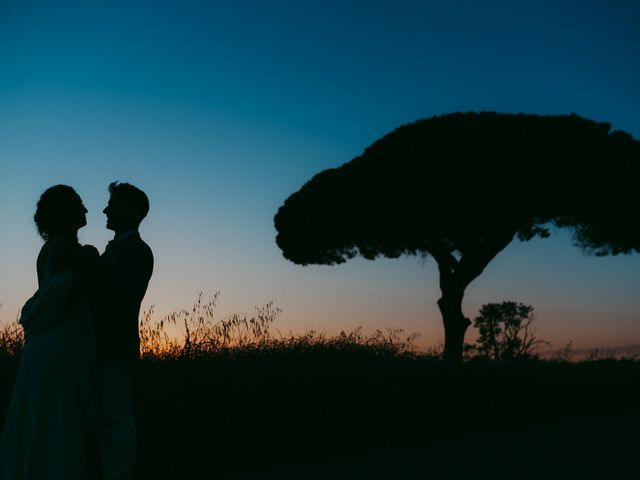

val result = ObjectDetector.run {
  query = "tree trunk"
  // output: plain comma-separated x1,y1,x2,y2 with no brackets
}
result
438,290,471,365
429,233,516,365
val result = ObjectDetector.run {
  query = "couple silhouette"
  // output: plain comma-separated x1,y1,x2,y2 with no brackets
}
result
0,182,154,480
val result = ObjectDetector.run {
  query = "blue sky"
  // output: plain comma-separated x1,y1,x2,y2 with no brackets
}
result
1,0,639,350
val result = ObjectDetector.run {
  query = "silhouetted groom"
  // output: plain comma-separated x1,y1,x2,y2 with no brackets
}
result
91,182,154,480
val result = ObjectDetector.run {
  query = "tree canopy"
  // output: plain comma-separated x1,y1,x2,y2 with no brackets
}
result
275,112,640,265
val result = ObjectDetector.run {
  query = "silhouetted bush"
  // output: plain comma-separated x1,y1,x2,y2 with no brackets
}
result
470,301,548,361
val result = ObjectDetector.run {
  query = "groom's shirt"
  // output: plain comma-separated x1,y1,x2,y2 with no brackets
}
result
91,230,153,362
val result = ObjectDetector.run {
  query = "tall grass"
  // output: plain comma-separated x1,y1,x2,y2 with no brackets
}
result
0,304,23,358
139,292,423,360
0,294,423,360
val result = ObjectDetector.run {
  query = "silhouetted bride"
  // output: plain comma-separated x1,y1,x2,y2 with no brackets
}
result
0,185,98,479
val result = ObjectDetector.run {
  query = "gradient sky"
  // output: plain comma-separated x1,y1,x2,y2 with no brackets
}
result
1,0,639,351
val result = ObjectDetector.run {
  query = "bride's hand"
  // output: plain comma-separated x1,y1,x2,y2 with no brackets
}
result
78,244,100,267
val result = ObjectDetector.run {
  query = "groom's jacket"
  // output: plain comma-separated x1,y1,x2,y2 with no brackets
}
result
90,231,153,362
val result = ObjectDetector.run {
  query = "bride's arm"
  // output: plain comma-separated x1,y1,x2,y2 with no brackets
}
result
19,237,80,335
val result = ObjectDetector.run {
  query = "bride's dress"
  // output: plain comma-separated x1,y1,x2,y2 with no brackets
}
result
0,239,95,479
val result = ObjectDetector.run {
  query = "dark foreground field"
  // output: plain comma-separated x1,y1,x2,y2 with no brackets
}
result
135,352,640,479
228,410,640,480
1,346,639,479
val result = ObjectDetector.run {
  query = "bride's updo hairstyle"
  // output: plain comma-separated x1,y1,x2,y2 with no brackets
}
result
34,185,82,240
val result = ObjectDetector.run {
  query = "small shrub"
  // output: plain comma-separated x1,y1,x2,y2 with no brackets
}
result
472,301,548,362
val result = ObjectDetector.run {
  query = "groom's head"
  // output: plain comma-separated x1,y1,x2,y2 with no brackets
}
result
104,181,149,233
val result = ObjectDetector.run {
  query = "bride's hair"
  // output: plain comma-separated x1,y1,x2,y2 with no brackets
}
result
34,185,82,240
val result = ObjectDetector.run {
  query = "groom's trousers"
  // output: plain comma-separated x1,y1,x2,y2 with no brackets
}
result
95,359,136,480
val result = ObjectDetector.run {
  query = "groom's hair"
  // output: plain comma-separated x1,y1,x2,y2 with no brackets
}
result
109,181,149,224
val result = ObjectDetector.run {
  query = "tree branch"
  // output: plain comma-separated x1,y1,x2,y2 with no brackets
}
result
456,231,515,289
